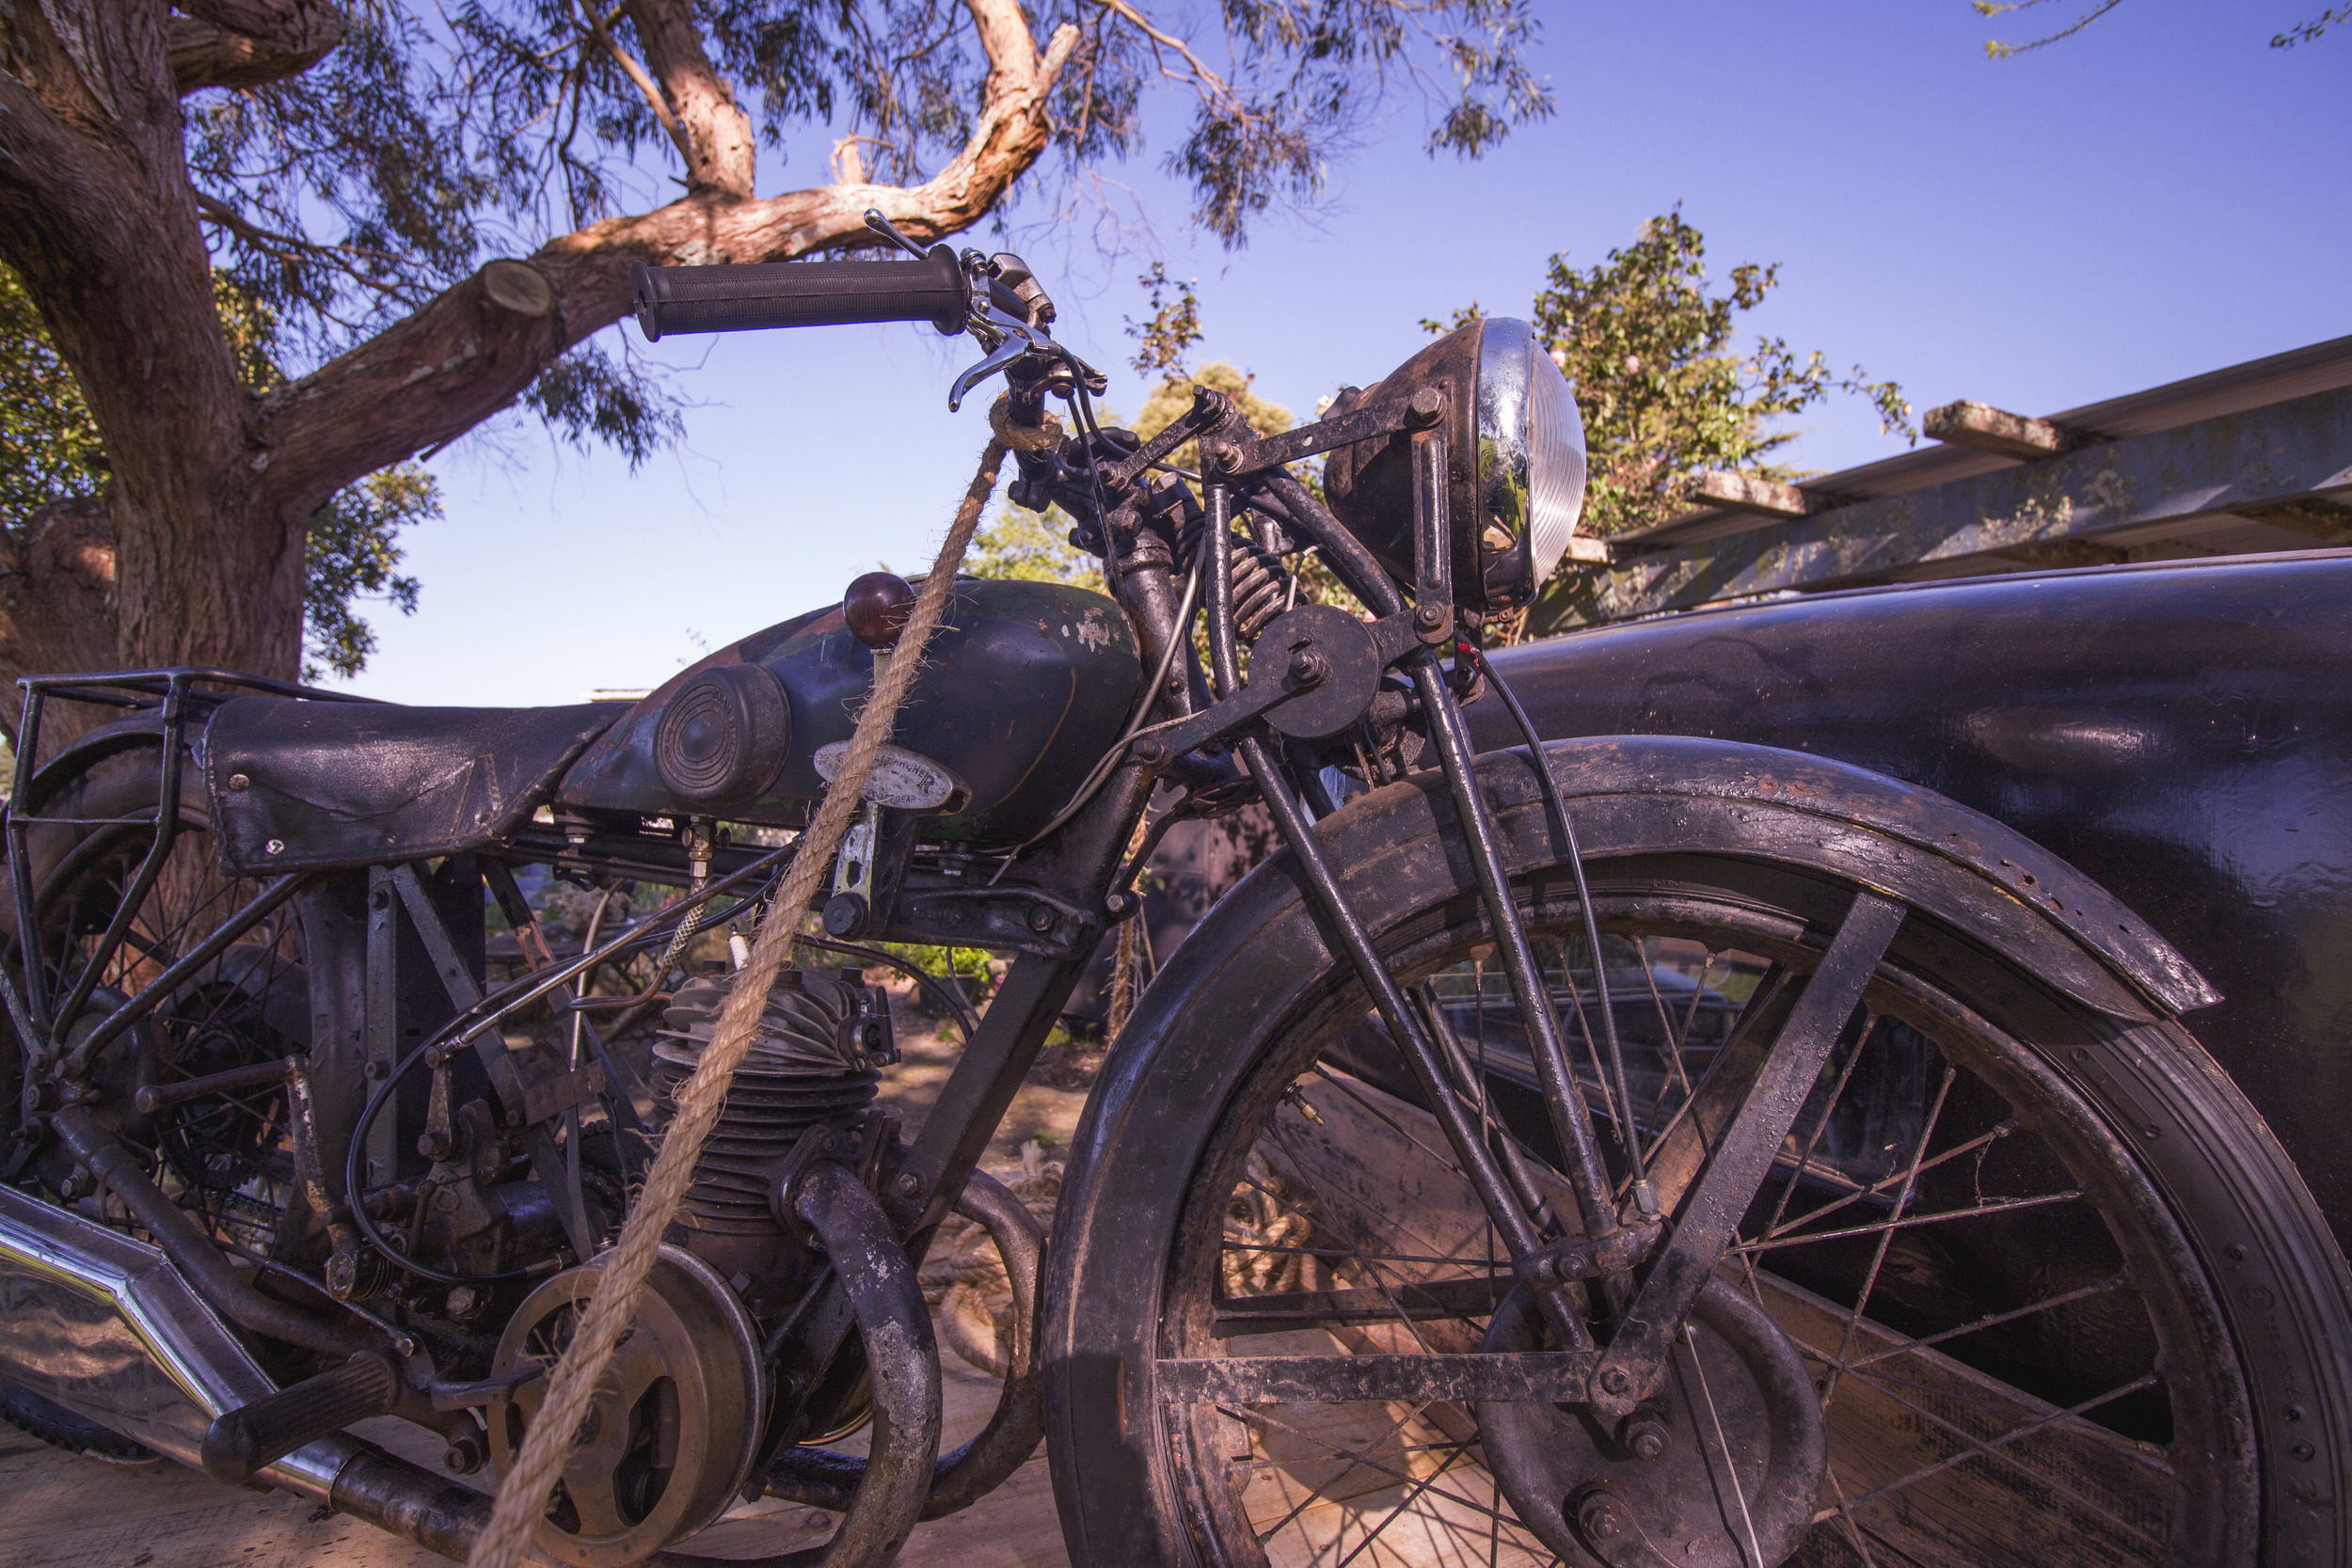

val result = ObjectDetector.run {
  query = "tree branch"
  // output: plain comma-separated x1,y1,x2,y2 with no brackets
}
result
566,0,691,166
168,0,345,92
620,0,753,196
255,0,1077,517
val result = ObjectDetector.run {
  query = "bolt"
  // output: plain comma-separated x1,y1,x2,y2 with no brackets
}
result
369,886,391,910
1415,603,1446,628
443,1432,486,1475
1134,736,1172,768
227,772,250,792
1026,904,1056,932
1618,1411,1672,1463
895,1172,923,1198
2226,1243,2249,1261
1105,891,1135,916
362,1059,388,1081
1287,649,1329,686
445,1284,479,1317
1598,1367,1631,1396
1574,1489,1629,1544
1407,387,1444,424
264,838,285,856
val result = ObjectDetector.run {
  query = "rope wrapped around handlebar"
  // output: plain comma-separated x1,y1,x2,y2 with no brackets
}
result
468,395,1061,1568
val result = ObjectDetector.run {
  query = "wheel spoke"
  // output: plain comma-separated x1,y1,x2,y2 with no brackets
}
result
1729,1188,2088,1255
1156,879,2247,1565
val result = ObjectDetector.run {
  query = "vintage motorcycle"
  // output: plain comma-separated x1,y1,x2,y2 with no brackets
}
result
1,214,2344,1568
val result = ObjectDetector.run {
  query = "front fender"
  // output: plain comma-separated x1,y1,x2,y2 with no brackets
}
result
1041,735,2214,1566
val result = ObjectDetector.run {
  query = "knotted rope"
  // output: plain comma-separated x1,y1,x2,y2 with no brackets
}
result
469,396,1060,1568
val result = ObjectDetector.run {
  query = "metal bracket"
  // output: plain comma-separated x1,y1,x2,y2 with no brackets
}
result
1410,428,1454,645
1206,387,1445,478
1588,890,1907,1418
1134,608,1422,767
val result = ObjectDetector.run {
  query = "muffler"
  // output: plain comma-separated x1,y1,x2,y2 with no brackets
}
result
0,1181,487,1551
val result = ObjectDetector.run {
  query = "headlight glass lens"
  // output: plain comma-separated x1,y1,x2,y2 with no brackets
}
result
1476,319,1589,603
1522,344,1588,587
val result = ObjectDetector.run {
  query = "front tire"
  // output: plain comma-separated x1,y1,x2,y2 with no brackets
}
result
1043,785,2351,1566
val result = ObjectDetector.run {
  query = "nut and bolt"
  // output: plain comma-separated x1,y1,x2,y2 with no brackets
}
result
1287,649,1329,686
895,1172,924,1198
264,838,286,856
1026,904,1057,932
1134,736,1172,768
1407,387,1445,424
443,1432,487,1475
1618,1411,1673,1463
1598,1367,1631,1396
362,1059,388,1081
1415,603,1446,629
1574,1488,1629,1544
227,773,250,792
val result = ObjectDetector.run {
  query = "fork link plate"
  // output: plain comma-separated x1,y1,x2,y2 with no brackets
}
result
1477,1277,1826,1567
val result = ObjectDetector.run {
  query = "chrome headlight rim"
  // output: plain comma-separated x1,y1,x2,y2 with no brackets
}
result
1321,315,1590,617
1472,318,1589,610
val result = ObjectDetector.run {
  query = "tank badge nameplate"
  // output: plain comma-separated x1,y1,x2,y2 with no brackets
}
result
813,740,968,812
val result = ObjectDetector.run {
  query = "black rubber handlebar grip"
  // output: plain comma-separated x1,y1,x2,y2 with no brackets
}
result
201,1351,400,1484
632,246,967,341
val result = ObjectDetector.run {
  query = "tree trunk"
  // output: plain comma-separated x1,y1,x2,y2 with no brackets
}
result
0,0,1073,719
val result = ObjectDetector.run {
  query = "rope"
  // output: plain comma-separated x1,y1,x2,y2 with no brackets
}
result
468,396,1059,1568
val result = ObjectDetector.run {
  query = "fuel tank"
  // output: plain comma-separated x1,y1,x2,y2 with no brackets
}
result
556,578,1141,845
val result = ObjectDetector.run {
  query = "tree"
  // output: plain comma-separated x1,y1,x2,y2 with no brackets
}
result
1,262,435,716
0,0,1552,726
1423,211,1911,641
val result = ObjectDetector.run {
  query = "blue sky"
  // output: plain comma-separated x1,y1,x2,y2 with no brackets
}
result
341,0,2351,706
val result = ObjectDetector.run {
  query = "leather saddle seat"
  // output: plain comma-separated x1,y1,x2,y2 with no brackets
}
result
203,697,623,878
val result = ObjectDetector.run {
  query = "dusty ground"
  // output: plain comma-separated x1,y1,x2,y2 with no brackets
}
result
0,1349,1067,1568
866,976,1104,1164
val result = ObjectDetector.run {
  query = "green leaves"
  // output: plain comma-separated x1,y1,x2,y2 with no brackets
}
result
0,268,107,531
1422,211,1911,639
1522,209,1911,542
303,467,437,681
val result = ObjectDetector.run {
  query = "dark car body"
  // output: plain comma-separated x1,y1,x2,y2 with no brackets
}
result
1470,550,2352,1254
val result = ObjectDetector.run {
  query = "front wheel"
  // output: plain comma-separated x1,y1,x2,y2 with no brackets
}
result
1045,836,2352,1566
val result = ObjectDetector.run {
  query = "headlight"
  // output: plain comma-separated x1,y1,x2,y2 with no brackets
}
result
1324,317,1590,613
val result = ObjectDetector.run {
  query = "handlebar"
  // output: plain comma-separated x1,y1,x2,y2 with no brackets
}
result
630,248,969,341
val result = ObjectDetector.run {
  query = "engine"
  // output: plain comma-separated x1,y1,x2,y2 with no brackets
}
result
652,967,898,1310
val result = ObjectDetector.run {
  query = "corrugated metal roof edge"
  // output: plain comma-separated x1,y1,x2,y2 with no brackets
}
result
1612,333,2352,553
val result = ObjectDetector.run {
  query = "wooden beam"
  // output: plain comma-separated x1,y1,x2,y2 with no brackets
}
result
1543,383,2352,631
1686,469,1811,517
1922,400,2092,462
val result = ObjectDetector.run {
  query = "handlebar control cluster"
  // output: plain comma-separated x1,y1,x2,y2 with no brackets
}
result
630,210,1101,414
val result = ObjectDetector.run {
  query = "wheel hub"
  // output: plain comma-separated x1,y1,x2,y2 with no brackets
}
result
1477,1276,1827,1567
490,1245,768,1568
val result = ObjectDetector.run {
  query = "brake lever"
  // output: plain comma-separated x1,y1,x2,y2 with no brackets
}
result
948,303,1052,412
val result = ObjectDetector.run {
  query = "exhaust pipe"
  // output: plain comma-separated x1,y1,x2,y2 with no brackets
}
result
0,1179,481,1553
0,1147,961,1567
765,1166,1044,1519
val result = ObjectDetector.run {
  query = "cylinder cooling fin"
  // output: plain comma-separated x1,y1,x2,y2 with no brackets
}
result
653,969,895,1236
